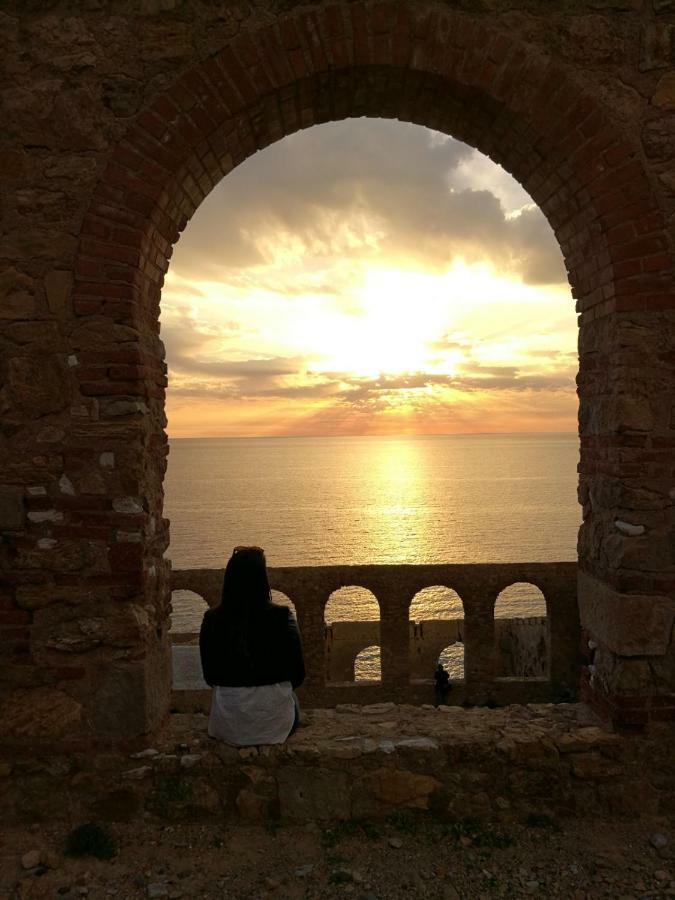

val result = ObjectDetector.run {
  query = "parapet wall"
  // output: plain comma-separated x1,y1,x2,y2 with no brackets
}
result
2,704,674,827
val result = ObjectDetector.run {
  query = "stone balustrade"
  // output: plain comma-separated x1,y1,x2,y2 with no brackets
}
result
171,562,579,708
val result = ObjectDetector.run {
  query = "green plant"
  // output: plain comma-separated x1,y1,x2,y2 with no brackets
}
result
524,812,559,830
328,870,352,885
321,819,359,847
387,810,416,835
360,820,381,841
65,823,117,860
146,772,193,818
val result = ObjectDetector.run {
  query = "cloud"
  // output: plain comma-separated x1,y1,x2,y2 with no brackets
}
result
167,358,575,407
170,355,302,380
170,119,567,287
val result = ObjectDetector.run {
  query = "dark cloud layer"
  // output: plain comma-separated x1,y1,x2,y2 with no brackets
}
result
170,119,567,286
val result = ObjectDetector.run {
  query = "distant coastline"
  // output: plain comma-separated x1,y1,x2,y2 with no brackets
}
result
167,430,578,441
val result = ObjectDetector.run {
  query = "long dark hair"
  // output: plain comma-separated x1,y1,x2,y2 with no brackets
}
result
219,546,273,635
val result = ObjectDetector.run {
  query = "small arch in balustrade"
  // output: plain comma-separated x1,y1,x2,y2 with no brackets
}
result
324,585,380,624
409,585,464,622
354,645,382,682
493,582,549,681
271,589,298,626
170,589,208,641
409,586,464,682
438,642,465,681
324,587,380,685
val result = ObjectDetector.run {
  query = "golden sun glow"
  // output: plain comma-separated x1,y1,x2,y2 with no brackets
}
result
306,268,451,377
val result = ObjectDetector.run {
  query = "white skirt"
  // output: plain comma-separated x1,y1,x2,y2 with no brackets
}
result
208,681,295,746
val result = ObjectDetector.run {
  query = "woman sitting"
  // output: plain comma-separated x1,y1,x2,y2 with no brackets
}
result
199,546,305,746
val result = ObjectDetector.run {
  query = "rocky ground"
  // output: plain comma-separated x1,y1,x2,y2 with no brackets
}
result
1,813,674,900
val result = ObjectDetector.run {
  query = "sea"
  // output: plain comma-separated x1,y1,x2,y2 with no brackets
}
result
165,433,580,659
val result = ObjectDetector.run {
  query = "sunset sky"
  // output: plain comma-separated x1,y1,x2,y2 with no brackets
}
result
162,119,577,438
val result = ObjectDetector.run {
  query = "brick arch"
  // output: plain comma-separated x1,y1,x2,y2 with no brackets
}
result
55,1,673,738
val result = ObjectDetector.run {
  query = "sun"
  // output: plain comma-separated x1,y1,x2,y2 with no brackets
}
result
304,266,453,378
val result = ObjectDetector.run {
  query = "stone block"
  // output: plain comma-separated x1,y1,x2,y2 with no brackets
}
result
236,787,273,821
640,23,675,71
102,75,144,116
615,396,655,433
578,571,675,656
44,269,72,318
570,752,624,780
278,767,351,821
102,399,149,417
6,356,70,417
0,486,24,529
496,736,560,770
0,688,82,738
555,727,619,754
653,72,675,109
71,321,139,348
360,766,442,809
90,640,171,738
0,268,35,319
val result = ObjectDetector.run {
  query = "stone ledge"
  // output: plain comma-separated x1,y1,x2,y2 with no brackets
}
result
2,703,674,827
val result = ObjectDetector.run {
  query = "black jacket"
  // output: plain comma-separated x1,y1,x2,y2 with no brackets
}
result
199,603,305,689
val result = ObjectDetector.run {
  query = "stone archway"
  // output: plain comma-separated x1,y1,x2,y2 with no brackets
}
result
2,2,674,741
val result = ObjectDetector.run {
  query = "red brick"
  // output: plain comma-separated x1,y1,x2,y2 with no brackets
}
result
643,253,671,273
80,218,110,239
370,1,397,34
610,235,667,262
279,17,302,49
75,258,106,279
0,627,29,640
80,381,147,397
73,299,101,316
108,364,151,381
75,365,107,381
613,259,642,280
53,667,87,681
0,610,31,625
80,237,141,267
108,543,145,573
324,4,347,36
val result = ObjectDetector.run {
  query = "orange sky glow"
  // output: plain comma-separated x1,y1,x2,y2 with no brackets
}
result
161,120,577,438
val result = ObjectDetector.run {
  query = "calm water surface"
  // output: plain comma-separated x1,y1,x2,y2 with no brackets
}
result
165,433,579,644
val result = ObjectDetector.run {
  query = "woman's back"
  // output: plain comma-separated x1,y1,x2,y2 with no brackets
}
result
199,602,305,689
199,545,306,747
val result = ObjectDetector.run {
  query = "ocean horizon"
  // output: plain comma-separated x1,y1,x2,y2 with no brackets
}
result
165,432,579,633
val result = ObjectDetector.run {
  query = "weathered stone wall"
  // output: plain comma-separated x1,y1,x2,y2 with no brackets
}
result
1,0,674,741
2,704,674,827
